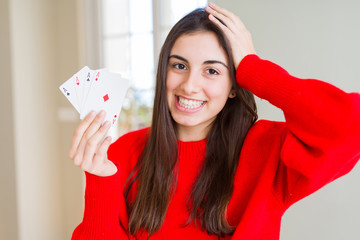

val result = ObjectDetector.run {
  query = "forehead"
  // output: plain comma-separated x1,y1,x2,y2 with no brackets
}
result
170,31,228,64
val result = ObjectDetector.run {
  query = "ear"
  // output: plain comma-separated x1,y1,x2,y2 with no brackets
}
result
228,89,236,98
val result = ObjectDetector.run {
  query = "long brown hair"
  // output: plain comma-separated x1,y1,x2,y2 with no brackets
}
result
124,8,257,238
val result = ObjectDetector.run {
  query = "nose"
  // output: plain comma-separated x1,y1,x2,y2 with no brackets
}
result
180,70,201,95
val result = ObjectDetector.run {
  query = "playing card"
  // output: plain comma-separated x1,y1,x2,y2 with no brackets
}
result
73,66,91,112
80,69,130,126
80,69,95,111
59,74,80,113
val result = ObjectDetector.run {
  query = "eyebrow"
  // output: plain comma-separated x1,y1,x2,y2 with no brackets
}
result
169,54,229,69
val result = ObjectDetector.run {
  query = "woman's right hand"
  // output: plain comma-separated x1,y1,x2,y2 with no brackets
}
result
68,110,118,177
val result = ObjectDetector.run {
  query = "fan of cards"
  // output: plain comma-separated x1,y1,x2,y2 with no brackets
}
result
59,66,130,126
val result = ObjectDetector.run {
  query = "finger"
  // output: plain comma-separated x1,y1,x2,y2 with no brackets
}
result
93,136,111,170
90,136,117,176
73,110,107,166
208,2,246,30
69,111,96,159
208,13,233,36
97,159,118,177
81,121,111,171
208,2,235,19
205,6,237,33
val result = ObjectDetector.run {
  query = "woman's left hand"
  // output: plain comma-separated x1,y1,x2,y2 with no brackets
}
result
205,2,256,69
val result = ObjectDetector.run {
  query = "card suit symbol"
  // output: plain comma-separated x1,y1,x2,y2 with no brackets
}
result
63,88,70,96
103,94,109,102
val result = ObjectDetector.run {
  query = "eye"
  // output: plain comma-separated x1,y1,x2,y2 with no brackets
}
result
206,68,219,75
172,63,187,70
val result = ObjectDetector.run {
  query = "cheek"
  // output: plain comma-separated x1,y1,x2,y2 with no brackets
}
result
166,72,173,91
166,73,176,104
206,79,232,101
166,72,181,94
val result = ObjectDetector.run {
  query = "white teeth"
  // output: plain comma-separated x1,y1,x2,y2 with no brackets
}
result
178,96,204,109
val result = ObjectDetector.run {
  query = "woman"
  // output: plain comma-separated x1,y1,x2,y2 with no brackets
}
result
69,3,360,240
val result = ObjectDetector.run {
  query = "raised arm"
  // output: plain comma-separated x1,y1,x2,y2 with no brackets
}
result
206,2,360,205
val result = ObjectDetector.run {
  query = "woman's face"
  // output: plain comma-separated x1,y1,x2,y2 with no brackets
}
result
166,31,234,141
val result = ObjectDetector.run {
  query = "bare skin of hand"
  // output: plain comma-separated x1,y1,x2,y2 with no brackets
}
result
68,110,117,177
206,2,256,69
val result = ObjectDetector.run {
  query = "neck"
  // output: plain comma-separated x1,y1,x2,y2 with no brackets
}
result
176,124,210,142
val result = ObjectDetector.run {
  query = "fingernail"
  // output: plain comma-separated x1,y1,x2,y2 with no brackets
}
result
103,121,110,127
98,110,105,117
89,111,96,117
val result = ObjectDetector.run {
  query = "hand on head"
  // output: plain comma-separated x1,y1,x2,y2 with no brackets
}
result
206,2,256,69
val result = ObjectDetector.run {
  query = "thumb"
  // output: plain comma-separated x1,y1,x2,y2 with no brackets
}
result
96,159,118,177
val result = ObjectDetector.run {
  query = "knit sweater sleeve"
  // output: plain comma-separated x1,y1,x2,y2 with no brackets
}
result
71,132,140,240
71,171,128,239
236,54,360,206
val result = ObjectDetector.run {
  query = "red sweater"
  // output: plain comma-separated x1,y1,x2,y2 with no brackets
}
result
72,55,360,240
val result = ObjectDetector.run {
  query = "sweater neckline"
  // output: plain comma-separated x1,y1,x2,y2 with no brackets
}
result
177,138,207,144
177,138,207,157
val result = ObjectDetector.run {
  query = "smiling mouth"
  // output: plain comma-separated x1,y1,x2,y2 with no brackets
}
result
177,95,206,109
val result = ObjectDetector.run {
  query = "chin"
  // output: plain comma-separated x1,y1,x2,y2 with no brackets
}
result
172,116,200,127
